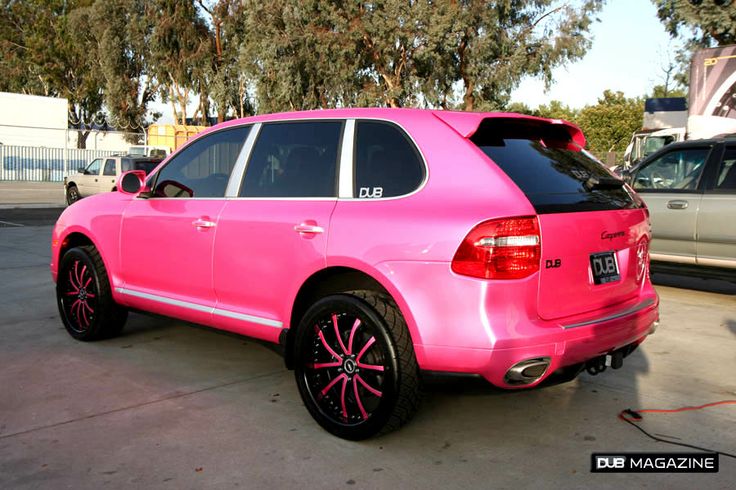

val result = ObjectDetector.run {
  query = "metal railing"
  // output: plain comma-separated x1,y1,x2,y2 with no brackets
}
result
0,146,124,182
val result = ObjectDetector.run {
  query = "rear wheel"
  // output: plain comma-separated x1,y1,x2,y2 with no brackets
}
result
56,246,127,341
66,185,80,205
294,291,420,440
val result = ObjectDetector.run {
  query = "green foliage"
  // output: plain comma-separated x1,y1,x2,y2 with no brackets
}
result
576,90,644,156
241,0,604,112
652,0,736,48
648,84,688,98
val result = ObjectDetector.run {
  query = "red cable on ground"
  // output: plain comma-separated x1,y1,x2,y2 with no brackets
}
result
618,399,736,459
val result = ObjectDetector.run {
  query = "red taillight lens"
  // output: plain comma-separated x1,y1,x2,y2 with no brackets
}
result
451,216,541,279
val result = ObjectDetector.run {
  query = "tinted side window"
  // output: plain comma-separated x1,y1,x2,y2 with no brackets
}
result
240,121,342,198
633,148,710,191
103,159,116,176
154,126,251,198
354,121,424,198
715,146,736,190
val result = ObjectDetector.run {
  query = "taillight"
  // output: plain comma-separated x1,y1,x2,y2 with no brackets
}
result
451,216,541,279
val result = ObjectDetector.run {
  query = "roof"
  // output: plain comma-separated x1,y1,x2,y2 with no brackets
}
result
207,108,586,147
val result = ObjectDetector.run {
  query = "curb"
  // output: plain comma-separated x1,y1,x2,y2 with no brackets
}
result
0,203,66,210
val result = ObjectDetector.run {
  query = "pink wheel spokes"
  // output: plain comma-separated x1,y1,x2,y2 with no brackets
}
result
62,259,96,333
355,336,385,372
305,310,388,425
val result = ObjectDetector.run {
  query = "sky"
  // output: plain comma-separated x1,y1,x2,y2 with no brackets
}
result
153,0,679,123
510,0,679,108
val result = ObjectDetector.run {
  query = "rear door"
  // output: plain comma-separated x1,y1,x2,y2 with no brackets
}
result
472,118,649,320
630,145,714,262
696,144,736,267
213,121,343,341
99,158,117,193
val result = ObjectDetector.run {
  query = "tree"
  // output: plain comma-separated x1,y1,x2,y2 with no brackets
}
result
149,0,211,125
652,0,736,85
241,0,604,112
653,0,736,48
198,0,254,122
0,0,105,148
576,90,643,156
85,0,158,140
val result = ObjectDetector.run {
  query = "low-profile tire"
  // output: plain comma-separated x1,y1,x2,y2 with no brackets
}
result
294,291,420,440
56,245,128,341
66,185,80,205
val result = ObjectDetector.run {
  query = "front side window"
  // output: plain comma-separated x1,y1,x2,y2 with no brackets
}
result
153,126,251,198
354,121,424,198
240,121,342,198
633,148,710,191
85,158,101,175
715,146,736,191
103,159,116,176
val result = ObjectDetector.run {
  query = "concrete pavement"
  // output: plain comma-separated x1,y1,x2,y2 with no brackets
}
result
0,224,734,489
0,182,65,208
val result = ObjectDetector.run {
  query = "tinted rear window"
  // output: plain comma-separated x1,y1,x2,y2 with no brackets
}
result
471,119,637,214
122,159,160,174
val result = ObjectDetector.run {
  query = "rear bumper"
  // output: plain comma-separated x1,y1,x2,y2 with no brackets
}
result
414,294,658,388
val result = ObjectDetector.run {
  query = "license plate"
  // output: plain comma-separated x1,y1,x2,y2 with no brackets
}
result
590,251,620,285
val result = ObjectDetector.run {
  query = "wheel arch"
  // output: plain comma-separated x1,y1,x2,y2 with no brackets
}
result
283,265,418,369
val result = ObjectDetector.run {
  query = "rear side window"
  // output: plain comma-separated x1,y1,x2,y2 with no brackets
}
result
471,118,636,214
153,126,251,198
103,159,116,176
354,121,424,198
122,159,160,175
240,121,342,198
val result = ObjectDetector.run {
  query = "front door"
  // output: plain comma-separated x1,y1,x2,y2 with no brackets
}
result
631,145,712,262
118,125,252,324
76,158,101,197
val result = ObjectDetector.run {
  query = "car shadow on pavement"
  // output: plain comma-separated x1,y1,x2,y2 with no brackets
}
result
651,271,736,295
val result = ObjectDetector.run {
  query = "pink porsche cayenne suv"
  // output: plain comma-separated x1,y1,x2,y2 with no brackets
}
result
51,109,659,439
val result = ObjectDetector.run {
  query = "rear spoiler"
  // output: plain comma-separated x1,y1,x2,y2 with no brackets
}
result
432,111,586,148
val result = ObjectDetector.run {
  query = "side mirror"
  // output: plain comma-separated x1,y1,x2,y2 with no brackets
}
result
117,170,149,196
78,169,85,174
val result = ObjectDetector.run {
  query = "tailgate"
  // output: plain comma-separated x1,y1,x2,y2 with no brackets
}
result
537,209,649,320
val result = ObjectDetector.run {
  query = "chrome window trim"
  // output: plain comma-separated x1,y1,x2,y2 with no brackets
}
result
226,123,261,197
116,287,283,328
338,119,356,198
561,298,656,329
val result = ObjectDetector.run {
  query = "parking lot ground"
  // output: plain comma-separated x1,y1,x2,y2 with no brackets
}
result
0,223,734,489
0,182,65,208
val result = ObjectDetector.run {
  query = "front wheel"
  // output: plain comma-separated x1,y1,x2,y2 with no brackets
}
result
66,185,80,205
56,245,128,341
294,291,420,440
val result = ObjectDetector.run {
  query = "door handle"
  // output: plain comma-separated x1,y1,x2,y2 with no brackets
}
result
192,218,216,229
294,223,324,234
667,200,689,210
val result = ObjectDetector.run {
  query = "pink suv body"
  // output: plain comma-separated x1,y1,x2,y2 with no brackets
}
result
51,108,659,439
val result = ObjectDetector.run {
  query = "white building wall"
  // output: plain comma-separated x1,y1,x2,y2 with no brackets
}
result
0,92,68,147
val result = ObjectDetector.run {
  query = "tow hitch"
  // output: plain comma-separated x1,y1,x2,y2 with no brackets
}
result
585,350,625,375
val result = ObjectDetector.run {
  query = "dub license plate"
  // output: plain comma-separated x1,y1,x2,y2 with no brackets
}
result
590,251,620,285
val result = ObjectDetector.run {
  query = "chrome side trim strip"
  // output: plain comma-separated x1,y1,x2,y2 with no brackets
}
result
115,287,283,328
561,298,656,330
212,308,283,328
338,119,356,198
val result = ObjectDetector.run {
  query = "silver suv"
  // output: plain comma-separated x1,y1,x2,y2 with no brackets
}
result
628,139,736,272
64,155,162,205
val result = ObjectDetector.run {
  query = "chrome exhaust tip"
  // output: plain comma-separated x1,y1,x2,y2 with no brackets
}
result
504,357,551,385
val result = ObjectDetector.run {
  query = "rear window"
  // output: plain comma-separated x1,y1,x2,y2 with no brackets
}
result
471,119,638,214
122,159,160,175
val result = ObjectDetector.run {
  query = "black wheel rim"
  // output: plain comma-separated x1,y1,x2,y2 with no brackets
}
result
303,310,389,426
60,259,97,333
68,188,79,203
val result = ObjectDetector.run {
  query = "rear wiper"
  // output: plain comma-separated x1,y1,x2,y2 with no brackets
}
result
584,175,624,191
